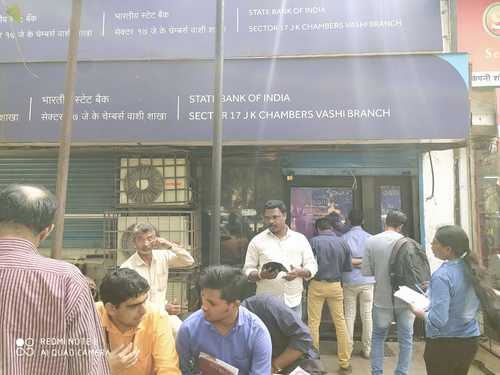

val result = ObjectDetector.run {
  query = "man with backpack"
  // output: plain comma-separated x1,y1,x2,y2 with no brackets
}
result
389,229,431,297
362,210,418,375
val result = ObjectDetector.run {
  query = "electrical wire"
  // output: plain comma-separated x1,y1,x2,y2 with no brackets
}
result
425,151,435,201
350,170,358,191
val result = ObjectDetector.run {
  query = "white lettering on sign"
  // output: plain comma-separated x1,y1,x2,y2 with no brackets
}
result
248,9,270,16
189,94,248,104
114,12,139,21
248,24,289,33
305,7,326,14
272,8,293,16
346,108,391,118
258,110,314,120
0,113,19,122
114,28,134,36
263,93,290,102
315,109,346,119
485,48,500,59
188,111,229,121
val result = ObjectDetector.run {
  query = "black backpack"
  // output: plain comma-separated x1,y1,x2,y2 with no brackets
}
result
389,237,431,293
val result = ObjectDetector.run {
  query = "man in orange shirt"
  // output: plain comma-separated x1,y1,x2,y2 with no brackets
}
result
96,268,181,375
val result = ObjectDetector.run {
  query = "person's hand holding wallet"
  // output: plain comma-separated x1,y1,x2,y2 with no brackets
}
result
260,261,288,279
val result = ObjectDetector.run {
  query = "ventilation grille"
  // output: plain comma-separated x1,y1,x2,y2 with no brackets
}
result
119,156,192,207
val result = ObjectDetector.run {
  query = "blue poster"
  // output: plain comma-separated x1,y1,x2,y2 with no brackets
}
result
291,187,353,239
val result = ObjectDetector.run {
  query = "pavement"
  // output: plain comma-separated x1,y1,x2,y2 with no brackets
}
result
319,340,500,375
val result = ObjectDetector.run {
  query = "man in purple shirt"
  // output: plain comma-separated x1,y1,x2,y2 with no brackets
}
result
342,209,374,359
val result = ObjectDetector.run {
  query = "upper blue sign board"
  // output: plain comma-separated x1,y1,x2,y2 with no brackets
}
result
0,0,442,61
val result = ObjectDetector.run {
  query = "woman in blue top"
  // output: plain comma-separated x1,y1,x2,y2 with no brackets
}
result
410,225,481,375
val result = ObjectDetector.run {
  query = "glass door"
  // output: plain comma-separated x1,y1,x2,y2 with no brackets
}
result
374,177,415,238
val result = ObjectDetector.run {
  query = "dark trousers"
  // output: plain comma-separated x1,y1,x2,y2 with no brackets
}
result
424,336,479,375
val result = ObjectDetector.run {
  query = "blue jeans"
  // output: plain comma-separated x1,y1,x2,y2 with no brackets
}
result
371,306,415,375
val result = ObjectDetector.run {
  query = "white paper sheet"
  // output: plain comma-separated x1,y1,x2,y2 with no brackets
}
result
394,286,430,310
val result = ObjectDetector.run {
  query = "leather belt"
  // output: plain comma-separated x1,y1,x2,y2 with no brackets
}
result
314,278,341,283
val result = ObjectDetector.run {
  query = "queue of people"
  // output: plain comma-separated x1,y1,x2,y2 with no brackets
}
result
0,184,494,375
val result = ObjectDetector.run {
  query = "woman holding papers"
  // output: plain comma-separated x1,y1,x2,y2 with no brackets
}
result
409,225,480,375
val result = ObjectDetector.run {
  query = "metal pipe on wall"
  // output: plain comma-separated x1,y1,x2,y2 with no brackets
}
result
51,0,82,259
209,0,224,265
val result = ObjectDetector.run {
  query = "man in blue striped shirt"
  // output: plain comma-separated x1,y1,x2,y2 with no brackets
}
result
0,184,110,375
342,209,374,359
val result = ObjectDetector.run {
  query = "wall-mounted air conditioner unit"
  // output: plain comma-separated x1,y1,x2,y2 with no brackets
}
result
119,157,191,206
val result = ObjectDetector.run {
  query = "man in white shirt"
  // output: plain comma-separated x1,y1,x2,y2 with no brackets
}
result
120,223,194,333
243,200,318,319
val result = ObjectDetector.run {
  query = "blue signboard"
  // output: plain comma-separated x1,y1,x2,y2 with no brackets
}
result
0,54,469,144
232,0,442,57
0,0,442,61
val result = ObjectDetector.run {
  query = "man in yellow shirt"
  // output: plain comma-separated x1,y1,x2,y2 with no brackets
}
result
96,268,181,375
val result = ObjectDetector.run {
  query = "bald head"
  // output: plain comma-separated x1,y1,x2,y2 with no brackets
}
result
20,185,49,200
0,184,57,234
